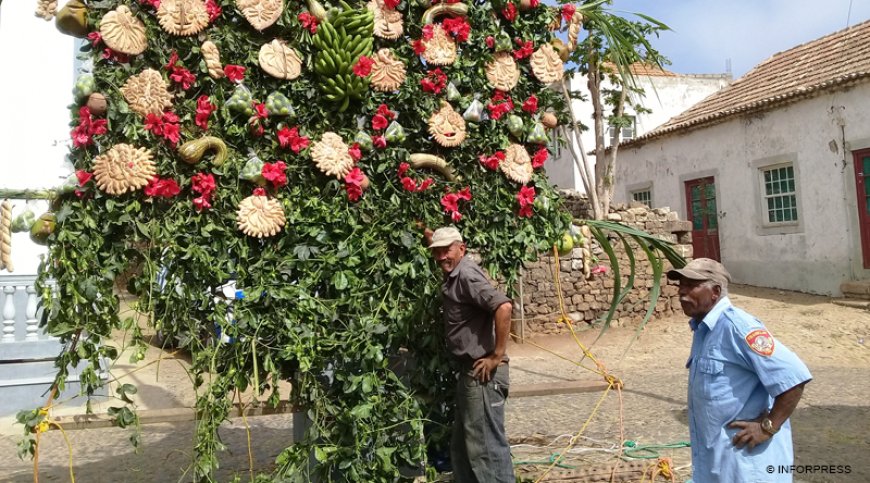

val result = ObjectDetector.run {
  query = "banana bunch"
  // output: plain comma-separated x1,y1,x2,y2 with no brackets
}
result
312,1,374,111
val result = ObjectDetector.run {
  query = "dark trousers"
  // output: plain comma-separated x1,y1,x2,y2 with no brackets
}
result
451,364,515,483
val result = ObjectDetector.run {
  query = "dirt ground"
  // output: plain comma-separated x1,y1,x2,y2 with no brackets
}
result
0,284,867,482
505,284,870,482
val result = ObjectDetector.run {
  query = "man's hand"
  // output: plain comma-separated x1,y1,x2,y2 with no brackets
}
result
472,355,501,383
728,419,772,449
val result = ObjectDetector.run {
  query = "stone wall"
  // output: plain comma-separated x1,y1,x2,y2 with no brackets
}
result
513,191,694,336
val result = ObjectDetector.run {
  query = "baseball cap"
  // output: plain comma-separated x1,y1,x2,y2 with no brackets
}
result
428,227,463,248
667,258,731,286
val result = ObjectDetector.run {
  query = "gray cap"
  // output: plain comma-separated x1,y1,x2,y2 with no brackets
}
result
428,227,463,248
667,258,731,286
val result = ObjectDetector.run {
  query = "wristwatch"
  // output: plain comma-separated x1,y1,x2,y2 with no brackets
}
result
760,417,779,435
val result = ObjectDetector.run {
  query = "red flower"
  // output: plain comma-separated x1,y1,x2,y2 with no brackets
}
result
277,126,310,153
561,4,576,22
516,185,536,218
165,51,179,71
191,173,216,195
513,39,534,60
522,94,538,114
348,143,362,161
401,177,417,192
138,0,160,9
344,167,365,202
262,161,288,188
485,36,495,49
76,170,93,186
162,122,181,146
224,65,246,83
373,135,387,149
87,31,102,48
101,48,130,63
501,2,517,22
193,194,212,212
252,187,266,197
422,24,435,40
371,114,389,131
162,111,179,124
145,177,181,198
254,102,269,119
440,187,472,221
412,39,426,55
298,12,318,33
421,68,448,94
487,92,514,120
205,0,222,21
441,17,471,42
195,96,217,130
353,55,374,77
532,147,548,169
397,162,410,177
71,106,107,148
376,104,396,120
170,66,196,90
383,0,400,8
418,178,434,191
478,151,504,171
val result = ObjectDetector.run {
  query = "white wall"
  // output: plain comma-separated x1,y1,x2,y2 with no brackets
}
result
0,2,77,274
547,71,730,192
613,84,870,295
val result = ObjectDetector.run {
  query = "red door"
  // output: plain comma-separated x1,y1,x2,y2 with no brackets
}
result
685,177,721,260
853,149,870,268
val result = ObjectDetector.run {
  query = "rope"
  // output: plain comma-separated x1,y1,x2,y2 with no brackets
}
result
622,441,691,460
641,457,677,483
1,200,13,272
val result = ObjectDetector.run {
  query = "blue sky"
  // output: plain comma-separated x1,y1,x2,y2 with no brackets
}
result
610,0,870,78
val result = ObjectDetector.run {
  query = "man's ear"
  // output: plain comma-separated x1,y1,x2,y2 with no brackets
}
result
712,284,722,298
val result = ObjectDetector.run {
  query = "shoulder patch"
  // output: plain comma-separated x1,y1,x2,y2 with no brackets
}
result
745,329,775,357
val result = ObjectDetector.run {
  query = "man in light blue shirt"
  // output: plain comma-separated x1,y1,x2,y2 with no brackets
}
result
668,258,812,482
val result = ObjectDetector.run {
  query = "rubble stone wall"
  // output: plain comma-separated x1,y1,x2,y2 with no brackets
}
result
513,191,694,336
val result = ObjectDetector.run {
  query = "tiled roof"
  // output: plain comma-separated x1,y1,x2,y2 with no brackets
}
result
622,19,870,147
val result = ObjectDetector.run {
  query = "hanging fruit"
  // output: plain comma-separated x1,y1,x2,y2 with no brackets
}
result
73,74,95,101
240,152,267,185
178,137,229,166
463,99,484,122
226,85,255,116
87,93,108,116
446,82,461,102
354,131,374,151
542,112,558,129
385,121,406,144
266,92,295,117
55,0,88,38
29,212,57,246
506,115,524,138
528,121,549,144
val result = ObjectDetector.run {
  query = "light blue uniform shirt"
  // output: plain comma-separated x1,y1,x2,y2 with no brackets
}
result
687,296,812,482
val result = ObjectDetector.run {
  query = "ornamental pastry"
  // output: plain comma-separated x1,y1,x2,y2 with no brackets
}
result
428,101,466,148
530,43,564,83
120,69,173,117
236,0,283,31
237,194,286,238
157,0,210,36
485,52,520,92
500,144,533,184
35,0,57,20
367,0,403,40
201,41,225,79
100,6,148,55
370,49,406,92
93,144,157,195
422,24,456,66
568,11,584,50
311,132,354,179
0,201,12,272
259,40,303,80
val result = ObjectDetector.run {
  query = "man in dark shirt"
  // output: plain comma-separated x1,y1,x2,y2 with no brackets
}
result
428,226,515,483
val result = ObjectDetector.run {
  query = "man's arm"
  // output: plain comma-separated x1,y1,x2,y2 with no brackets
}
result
729,382,807,449
472,301,512,383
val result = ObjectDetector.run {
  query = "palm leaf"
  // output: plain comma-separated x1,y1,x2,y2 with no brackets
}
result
580,219,687,349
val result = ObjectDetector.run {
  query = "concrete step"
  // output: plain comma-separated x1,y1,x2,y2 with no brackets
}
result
840,280,870,300
831,298,870,310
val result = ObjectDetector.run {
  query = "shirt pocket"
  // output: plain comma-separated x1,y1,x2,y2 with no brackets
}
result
696,357,728,400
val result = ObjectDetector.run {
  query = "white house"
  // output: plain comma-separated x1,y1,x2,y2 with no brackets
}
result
612,19,870,296
547,65,731,194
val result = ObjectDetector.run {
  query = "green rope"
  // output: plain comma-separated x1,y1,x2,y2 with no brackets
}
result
622,440,691,459
512,452,576,469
